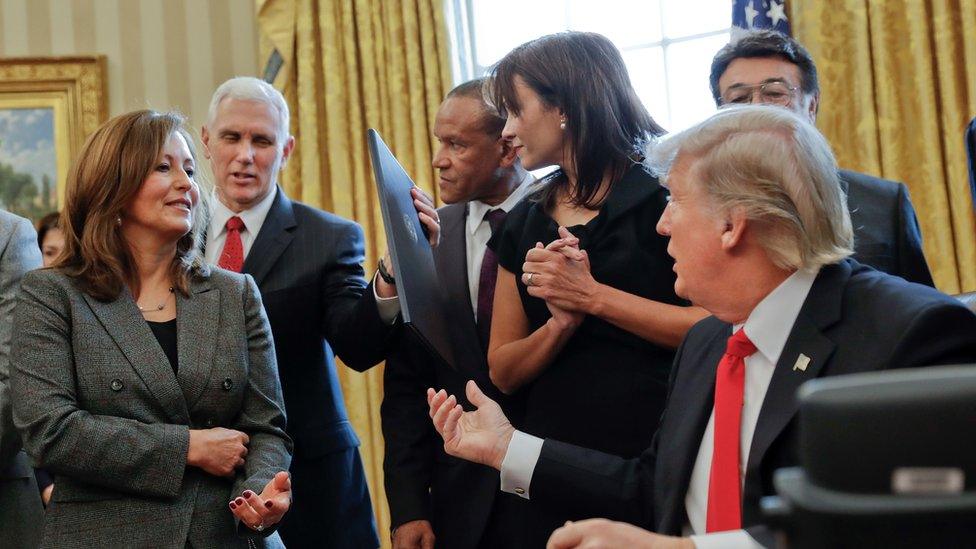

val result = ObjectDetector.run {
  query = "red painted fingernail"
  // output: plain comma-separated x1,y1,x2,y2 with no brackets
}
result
236,497,245,505
229,501,237,509
264,501,273,508
243,491,253,499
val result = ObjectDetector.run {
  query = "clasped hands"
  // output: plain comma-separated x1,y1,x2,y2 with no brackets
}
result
521,226,601,330
187,427,291,533
427,383,693,549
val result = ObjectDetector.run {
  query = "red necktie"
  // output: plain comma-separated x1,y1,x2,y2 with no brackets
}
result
706,328,757,533
476,209,507,351
218,216,245,272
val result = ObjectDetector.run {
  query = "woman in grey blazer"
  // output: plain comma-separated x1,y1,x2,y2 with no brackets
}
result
10,110,293,548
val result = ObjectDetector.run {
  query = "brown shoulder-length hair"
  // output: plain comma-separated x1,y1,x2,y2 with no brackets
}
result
487,31,665,208
57,109,205,301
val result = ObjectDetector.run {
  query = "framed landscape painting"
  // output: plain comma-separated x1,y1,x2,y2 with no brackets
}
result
0,56,107,223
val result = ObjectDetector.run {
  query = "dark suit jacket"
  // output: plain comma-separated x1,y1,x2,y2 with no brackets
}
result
11,266,291,548
382,202,524,548
0,211,43,549
841,170,933,286
526,260,976,545
236,187,392,545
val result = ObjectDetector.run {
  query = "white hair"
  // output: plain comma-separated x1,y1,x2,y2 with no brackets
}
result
206,76,290,143
649,105,853,270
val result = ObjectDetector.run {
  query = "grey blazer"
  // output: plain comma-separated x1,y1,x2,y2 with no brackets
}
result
0,211,43,549
10,265,292,549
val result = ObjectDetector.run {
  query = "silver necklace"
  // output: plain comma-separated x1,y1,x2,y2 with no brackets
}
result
138,287,174,312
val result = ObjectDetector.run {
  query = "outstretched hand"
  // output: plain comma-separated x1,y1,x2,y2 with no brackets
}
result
427,381,515,470
229,471,292,533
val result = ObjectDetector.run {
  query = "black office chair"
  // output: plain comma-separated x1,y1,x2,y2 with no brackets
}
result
761,366,976,548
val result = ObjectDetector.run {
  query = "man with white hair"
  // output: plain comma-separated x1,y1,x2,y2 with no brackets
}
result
425,105,976,548
201,76,438,548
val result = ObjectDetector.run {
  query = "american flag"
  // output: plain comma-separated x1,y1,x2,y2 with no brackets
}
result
732,0,791,37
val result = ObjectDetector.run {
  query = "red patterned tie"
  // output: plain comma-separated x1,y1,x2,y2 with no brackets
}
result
706,328,757,533
218,216,245,272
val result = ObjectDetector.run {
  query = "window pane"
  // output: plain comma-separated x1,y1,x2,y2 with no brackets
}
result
622,47,670,130
471,0,567,68
665,32,730,131
567,0,662,48
660,0,730,38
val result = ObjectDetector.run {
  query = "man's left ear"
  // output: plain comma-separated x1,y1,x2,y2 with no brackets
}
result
721,209,748,250
807,91,820,122
280,135,296,167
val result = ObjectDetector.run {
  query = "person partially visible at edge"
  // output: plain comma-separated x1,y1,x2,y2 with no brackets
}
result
707,29,933,286
11,110,293,548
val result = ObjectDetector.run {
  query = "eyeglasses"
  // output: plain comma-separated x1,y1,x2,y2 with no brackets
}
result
721,81,799,107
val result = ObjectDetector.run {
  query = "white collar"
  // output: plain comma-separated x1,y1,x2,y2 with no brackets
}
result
209,185,279,238
736,267,820,365
466,171,535,235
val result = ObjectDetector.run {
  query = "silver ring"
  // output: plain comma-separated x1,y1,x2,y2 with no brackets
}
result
254,523,265,532
526,273,535,286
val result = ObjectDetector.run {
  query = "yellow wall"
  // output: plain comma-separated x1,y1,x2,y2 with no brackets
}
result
0,0,260,138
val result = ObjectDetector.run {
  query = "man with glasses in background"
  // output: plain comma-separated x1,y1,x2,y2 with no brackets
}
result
709,30,934,286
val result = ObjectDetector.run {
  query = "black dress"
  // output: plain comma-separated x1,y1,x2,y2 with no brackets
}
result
489,163,684,547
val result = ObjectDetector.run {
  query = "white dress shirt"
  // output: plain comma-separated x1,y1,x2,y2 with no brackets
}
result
373,173,534,318
500,267,820,548
463,172,535,317
204,186,279,266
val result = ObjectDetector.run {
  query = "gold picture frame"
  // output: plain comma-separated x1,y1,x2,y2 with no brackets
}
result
0,56,107,222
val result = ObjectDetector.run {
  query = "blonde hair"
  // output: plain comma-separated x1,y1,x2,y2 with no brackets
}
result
650,105,852,270
59,110,205,300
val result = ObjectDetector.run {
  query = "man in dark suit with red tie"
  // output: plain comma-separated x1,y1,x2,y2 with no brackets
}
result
425,105,976,548
380,79,534,549
201,77,438,549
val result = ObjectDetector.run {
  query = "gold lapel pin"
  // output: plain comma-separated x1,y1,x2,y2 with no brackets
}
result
793,353,811,372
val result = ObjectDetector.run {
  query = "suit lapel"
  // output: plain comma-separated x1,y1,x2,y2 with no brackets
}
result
82,290,189,424
746,262,849,475
176,270,220,409
243,186,296,286
433,203,481,360
662,323,729,525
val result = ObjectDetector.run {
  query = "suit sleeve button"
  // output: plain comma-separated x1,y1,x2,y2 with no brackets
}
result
110,379,123,391
514,487,525,495
222,378,234,391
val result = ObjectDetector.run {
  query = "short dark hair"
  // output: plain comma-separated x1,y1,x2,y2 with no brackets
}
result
488,31,665,208
709,30,819,106
444,78,506,136
36,211,60,249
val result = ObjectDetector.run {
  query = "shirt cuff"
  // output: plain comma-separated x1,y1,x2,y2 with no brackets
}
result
499,430,544,500
690,530,764,549
371,271,401,324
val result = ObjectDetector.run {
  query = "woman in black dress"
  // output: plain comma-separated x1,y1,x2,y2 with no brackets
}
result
485,32,708,546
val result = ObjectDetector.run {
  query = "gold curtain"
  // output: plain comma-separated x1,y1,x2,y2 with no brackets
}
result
255,0,453,545
790,0,976,293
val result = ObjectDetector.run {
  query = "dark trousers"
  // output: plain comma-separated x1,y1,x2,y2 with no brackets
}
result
278,447,379,549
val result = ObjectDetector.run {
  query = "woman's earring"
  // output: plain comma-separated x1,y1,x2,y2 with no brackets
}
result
560,119,566,130
116,215,122,227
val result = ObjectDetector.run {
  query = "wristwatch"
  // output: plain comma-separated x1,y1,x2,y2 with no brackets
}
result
377,257,396,285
